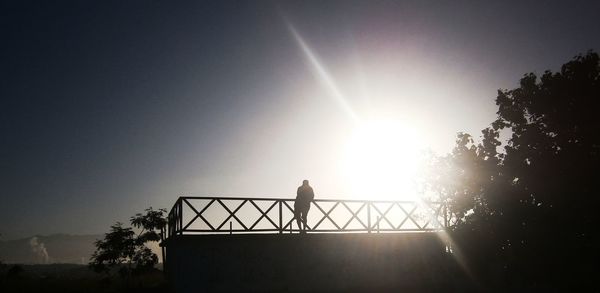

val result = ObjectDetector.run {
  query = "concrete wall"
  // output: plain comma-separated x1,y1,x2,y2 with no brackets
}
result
165,233,472,292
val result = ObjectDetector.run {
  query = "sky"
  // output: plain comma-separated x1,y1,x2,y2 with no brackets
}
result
1,0,599,240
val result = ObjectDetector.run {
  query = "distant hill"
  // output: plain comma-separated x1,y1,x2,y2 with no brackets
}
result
0,234,101,264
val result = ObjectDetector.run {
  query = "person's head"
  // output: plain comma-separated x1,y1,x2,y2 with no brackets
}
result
302,179,309,186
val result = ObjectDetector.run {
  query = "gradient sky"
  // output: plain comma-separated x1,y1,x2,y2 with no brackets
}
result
2,0,599,240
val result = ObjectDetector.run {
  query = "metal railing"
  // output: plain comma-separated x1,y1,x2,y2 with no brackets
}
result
167,196,448,238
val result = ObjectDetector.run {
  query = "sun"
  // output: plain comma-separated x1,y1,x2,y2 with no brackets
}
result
341,119,425,200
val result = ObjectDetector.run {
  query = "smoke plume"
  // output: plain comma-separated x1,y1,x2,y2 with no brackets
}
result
29,236,49,264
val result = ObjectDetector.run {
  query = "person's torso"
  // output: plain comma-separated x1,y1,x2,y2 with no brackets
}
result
297,186,313,202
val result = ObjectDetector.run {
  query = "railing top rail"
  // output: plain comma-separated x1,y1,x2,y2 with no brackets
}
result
177,195,443,204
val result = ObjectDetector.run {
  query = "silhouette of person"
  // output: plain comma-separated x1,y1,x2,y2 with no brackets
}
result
295,179,314,233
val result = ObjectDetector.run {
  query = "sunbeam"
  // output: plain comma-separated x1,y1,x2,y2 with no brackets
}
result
285,22,360,123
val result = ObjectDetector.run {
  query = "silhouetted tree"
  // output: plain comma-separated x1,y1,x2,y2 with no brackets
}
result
131,206,168,263
430,51,600,290
89,207,167,277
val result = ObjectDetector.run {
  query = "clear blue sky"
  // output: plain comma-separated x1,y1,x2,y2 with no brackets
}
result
1,0,599,239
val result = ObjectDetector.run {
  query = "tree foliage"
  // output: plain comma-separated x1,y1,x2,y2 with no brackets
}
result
89,207,167,276
431,51,600,289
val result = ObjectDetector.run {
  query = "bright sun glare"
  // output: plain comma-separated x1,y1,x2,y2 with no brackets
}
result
342,120,425,200
286,22,428,200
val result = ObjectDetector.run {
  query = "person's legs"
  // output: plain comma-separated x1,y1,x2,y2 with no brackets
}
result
294,209,302,231
303,205,310,230
300,208,309,232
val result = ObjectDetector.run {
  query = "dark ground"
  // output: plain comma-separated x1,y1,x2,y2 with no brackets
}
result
0,263,169,293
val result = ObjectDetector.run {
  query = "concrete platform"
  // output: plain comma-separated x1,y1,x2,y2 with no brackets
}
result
165,233,472,292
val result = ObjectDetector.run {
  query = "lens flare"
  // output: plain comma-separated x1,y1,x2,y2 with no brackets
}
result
285,22,359,123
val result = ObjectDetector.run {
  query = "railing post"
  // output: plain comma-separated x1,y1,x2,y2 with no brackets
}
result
367,202,371,233
173,201,177,236
178,198,183,235
279,200,283,234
